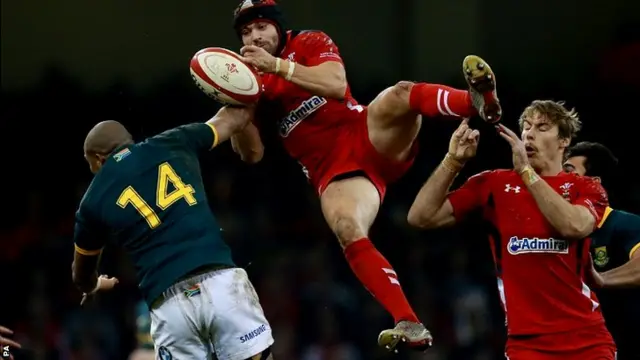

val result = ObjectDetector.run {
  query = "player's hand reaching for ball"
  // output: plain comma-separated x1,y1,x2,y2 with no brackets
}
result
497,124,530,173
448,118,480,162
240,45,277,74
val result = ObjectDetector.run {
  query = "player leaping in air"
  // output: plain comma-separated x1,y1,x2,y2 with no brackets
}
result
72,109,277,360
220,0,502,352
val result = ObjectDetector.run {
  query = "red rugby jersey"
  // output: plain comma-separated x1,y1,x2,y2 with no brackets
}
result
448,169,609,335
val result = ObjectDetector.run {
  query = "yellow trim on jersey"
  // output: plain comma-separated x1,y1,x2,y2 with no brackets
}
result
206,122,219,149
597,206,613,229
629,242,640,259
74,244,103,256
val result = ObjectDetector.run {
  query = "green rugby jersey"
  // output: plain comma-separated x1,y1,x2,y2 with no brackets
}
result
590,206,640,359
74,123,234,306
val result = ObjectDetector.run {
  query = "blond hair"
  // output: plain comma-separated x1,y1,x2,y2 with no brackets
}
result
519,100,581,140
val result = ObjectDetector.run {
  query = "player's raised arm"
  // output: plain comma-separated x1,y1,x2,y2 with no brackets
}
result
241,31,347,100
594,210,640,288
169,105,260,157
230,120,263,164
408,119,485,228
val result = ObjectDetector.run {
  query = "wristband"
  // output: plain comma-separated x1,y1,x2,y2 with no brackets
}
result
285,61,296,81
520,165,540,186
275,58,281,75
442,153,464,173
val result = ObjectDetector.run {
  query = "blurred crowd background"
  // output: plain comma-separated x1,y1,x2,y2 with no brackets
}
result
2,0,639,359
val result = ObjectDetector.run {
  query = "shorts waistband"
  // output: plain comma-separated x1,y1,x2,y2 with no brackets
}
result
151,264,235,309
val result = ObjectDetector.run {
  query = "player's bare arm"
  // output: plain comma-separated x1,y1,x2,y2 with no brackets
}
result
206,105,256,143
593,251,640,288
593,213,640,288
205,105,264,163
231,121,264,163
71,250,101,294
499,124,597,239
72,212,119,303
241,44,347,100
408,119,479,228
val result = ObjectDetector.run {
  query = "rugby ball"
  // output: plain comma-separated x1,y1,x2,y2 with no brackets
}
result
190,47,262,106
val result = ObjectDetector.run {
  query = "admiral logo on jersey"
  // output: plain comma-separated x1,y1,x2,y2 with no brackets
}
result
508,236,569,255
279,96,327,137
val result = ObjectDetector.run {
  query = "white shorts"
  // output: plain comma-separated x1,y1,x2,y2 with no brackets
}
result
150,267,274,360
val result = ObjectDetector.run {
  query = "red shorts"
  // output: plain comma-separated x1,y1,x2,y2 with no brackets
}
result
505,324,616,360
303,107,418,200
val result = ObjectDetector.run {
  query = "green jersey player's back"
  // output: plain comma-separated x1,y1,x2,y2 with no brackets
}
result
74,123,234,306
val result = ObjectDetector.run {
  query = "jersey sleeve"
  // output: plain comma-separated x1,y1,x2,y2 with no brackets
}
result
163,123,219,153
74,202,107,256
611,210,640,259
575,176,609,230
447,170,492,221
297,31,344,66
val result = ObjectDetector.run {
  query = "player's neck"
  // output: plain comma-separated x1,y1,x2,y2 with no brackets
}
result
533,160,563,177
533,161,562,176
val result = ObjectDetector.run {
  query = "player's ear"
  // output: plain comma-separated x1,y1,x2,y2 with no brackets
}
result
559,137,570,149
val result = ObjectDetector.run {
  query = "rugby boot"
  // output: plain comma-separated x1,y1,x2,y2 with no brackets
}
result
462,55,502,123
377,320,433,353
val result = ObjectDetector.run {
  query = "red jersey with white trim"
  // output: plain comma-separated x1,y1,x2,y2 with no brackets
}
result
257,30,361,161
448,170,609,336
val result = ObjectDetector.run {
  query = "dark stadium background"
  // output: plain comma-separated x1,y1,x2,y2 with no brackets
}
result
2,0,639,359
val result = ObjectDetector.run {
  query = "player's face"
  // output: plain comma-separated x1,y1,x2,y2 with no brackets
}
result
521,112,570,169
240,21,279,55
563,156,587,176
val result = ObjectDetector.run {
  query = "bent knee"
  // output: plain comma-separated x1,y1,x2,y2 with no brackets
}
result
391,81,415,99
332,216,367,248
370,81,416,121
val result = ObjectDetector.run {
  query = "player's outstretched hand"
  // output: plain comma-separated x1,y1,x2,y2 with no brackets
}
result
80,275,119,306
0,325,21,359
240,45,277,74
497,124,529,173
448,118,480,162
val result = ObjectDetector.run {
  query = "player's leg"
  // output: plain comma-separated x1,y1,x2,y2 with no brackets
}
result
366,55,501,162
204,268,274,360
320,176,432,351
149,297,210,359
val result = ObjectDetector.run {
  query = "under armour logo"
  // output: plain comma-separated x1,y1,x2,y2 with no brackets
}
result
505,184,521,193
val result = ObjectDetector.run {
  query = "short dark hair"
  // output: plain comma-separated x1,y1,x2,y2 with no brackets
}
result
566,141,618,181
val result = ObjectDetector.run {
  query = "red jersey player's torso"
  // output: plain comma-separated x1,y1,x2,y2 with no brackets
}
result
449,170,609,336
257,30,361,160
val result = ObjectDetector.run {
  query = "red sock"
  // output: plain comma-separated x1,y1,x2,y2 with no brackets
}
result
344,238,419,324
409,83,476,118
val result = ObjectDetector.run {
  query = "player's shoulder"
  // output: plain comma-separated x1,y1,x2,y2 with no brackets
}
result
469,168,514,182
290,29,335,46
610,208,640,225
560,172,599,186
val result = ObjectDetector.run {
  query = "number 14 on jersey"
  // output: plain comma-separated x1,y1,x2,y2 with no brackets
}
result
116,162,197,228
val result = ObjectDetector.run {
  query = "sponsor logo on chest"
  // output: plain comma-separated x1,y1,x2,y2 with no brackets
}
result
508,236,569,255
279,95,327,137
